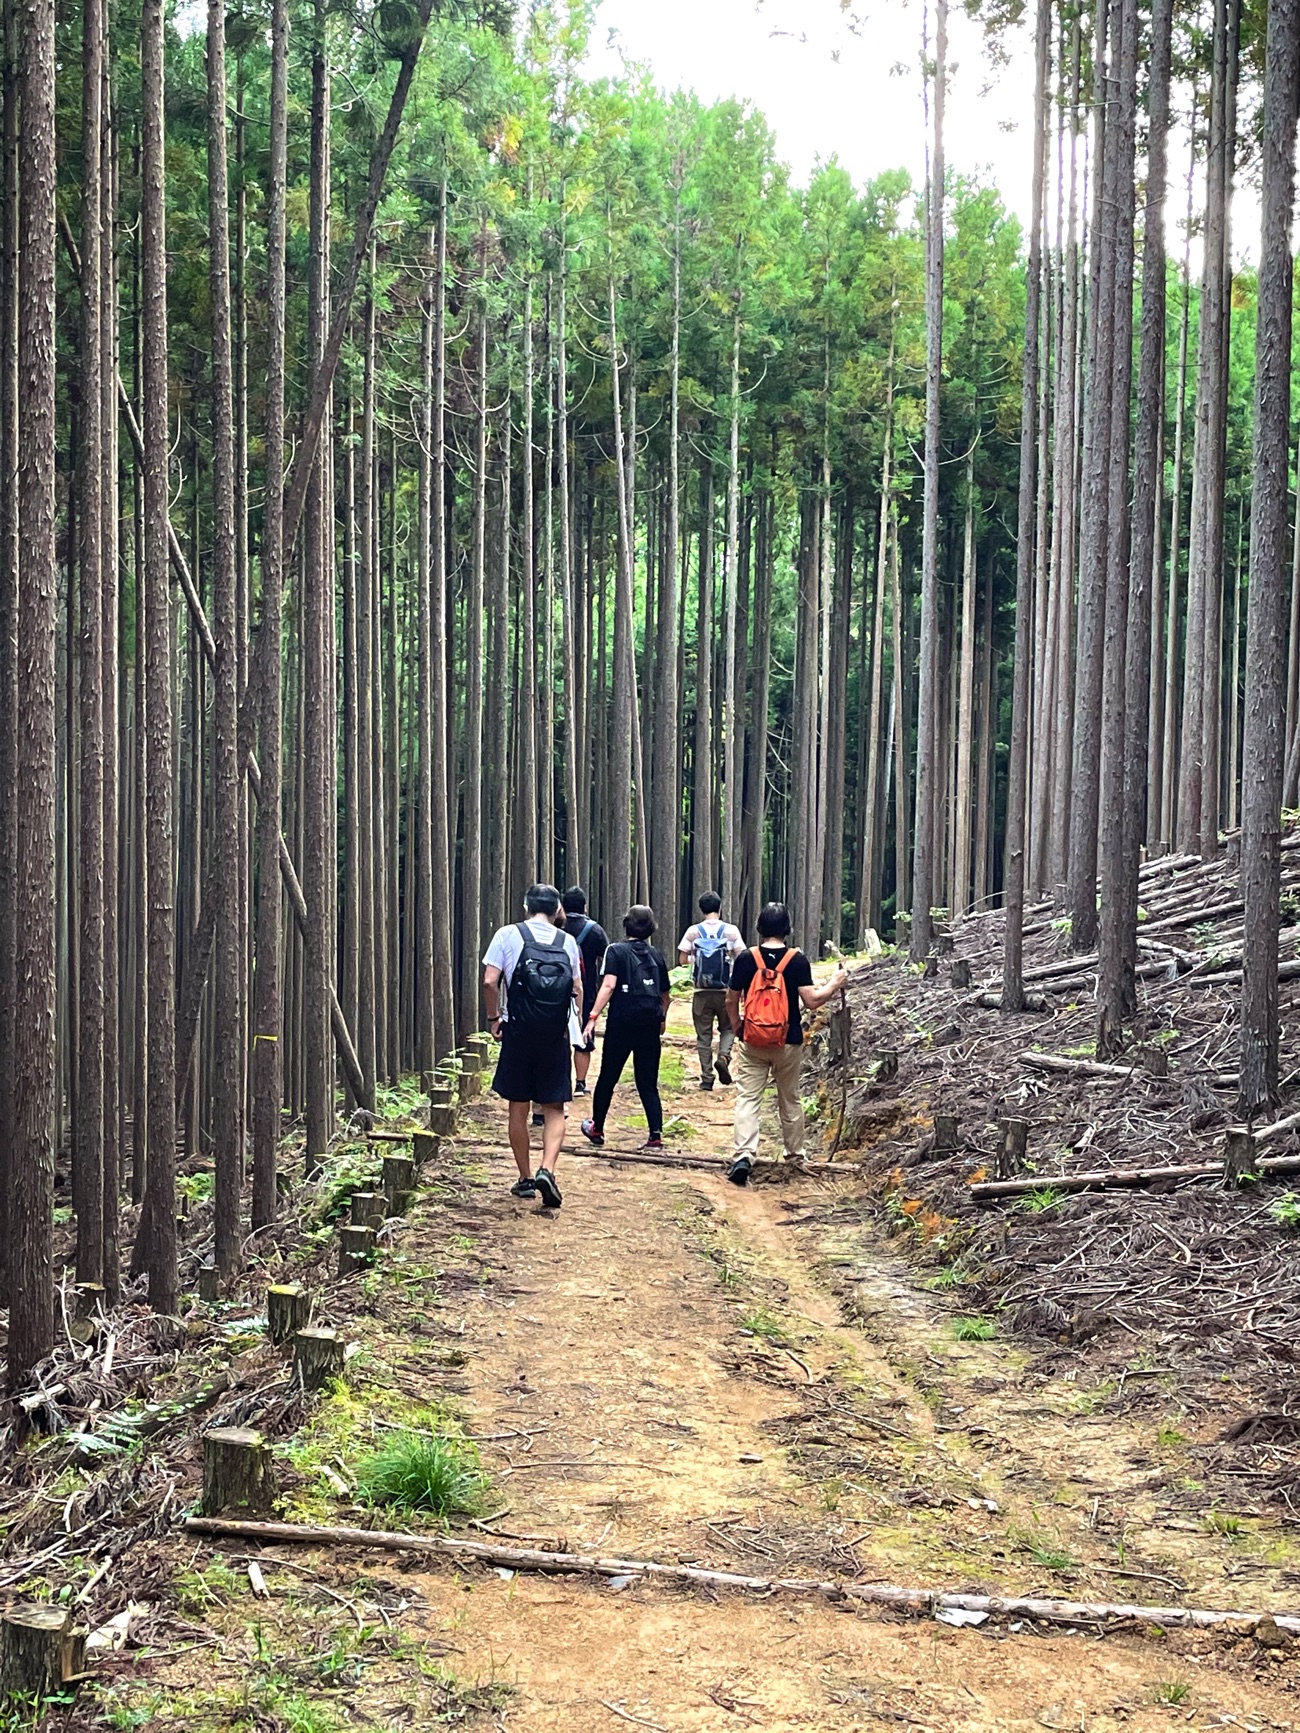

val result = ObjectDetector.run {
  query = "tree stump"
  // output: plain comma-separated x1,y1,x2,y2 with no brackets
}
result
877,1050,899,1083
383,1154,416,1215
464,1034,491,1065
267,1283,311,1346
894,912,912,949
950,958,971,990
995,1117,1030,1179
293,1327,345,1392
427,1085,455,1112
932,1113,960,1154
429,1105,457,1139
0,1604,83,1698
421,1069,440,1096
1223,1126,1259,1185
198,1265,220,1303
350,1190,378,1226
338,1224,375,1277
201,1426,275,1516
923,954,939,981
458,1053,483,1099
75,1281,105,1321
412,1130,437,1167
936,933,955,958
1141,1046,1170,1078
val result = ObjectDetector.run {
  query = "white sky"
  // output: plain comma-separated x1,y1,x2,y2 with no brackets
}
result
585,0,1265,269
586,0,1037,228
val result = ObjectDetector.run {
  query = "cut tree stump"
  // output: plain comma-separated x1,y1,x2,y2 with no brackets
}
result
350,1190,379,1227
894,913,911,948
1141,1047,1170,1078
950,958,971,990
429,1105,457,1139
383,1154,416,1215
427,1085,455,1111
266,1283,311,1346
1223,1126,1260,1185
338,1224,375,1276
456,1068,476,1103
936,933,955,958
201,1426,275,1516
293,1327,345,1391
464,1035,490,1065
421,1070,440,1095
0,1604,84,1698
923,954,939,980
75,1281,105,1321
932,1114,960,1154
995,1118,1030,1179
412,1130,436,1166
198,1265,220,1303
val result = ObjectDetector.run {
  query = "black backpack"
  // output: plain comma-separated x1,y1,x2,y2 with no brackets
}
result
615,941,663,1025
507,924,572,1031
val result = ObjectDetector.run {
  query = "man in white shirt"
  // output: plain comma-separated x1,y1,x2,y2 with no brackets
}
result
678,891,746,1091
483,883,581,1209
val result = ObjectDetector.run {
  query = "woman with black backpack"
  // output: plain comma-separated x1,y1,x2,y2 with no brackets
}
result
580,905,672,1152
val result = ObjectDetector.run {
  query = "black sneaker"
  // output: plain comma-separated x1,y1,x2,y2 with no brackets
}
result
574,1080,589,1096
531,1111,544,1127
534,1167,562,1209
510,1176,538,1199
715,1055,732,1086
727,1155,753,1187
580,1118,604,1147
699,1079,714,1092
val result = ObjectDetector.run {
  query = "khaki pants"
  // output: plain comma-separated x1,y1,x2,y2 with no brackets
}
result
691,988,734,1083
732,1040,805,1159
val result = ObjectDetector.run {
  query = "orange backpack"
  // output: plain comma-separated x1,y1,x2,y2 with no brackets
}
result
741,946,795,1048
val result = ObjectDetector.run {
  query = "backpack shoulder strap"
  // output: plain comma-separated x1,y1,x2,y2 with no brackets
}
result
578,918,594,944
774,948,796,977
750,946,766,972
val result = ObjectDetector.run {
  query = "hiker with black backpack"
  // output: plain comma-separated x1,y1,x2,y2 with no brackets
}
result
723,901,848,1186
677,892,746,1090
580,905,672,1153
483,883,583,1209
561,886,609,1098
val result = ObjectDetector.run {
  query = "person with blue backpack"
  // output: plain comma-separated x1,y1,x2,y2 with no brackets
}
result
561,886,609,1098
678,892,746,1090
483,883,582,1209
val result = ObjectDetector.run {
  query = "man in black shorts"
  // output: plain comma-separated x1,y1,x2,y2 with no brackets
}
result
561,886,609,1097
483,884,582,1209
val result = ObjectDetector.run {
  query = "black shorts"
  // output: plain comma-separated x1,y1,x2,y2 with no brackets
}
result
492,1022,572,1106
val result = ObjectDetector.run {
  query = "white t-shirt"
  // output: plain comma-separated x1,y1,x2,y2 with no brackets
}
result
678,917,745,964
483,917,580,1021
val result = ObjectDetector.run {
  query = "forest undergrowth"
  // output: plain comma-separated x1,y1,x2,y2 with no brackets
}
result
0,979,1296,1731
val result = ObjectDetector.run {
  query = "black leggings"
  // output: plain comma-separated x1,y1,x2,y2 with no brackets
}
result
592,1021,663,1137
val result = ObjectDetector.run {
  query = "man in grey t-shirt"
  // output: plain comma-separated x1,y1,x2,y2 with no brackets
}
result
678,891,746,1090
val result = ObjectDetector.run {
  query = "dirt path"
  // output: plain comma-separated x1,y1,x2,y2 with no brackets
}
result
386,1002,1298,1732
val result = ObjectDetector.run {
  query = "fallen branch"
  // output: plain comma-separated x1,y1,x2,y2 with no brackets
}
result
182,1517,1300,1636
1021,1052,1142,1081
970,1152,1300,1201
1188,958,1300,989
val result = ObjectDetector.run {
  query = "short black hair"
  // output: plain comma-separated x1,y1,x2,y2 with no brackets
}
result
757,901,792,940
623,904,656,940
524,882,561,916
561,886,587,915
698,891,722,915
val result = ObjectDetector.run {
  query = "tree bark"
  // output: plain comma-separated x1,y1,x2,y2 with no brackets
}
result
1239,0,1300,1116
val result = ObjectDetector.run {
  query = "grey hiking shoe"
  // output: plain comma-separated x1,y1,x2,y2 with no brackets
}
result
727,1155,753,1187
534,1167,562,1209
510,1176,538,1199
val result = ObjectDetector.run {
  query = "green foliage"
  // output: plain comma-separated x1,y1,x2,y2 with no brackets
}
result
1269,1191,1300,1229
951,1316,996,1341
354,1426,488,1517
1149,1679,1192,1706
738,1305,785,1340
1019,1187,1064,1213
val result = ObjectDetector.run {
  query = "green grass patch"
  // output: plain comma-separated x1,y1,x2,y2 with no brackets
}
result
738,1305,786,1341
354,1425,487,1517
951,1316,996,1342
1019,1186,1064,1213
1149,1679,1191,1706
1269,1191,1300,1229
1202,1509,1244,1537
659,1048,686,1093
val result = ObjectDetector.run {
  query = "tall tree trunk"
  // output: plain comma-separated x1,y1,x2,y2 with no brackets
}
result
460,253,487,1036
608,271,635,919
954,451,978,919
1239,0,1300,1115
76,0,106,1286
1002,0,1049,1009
140,0,177,1310
251,0,287,1228
9,0,57,1381
208,0,242,1272
1160,152,1196,844
428,180,455,1057
722,309,743,915
910,0,946,964
652,210,682,916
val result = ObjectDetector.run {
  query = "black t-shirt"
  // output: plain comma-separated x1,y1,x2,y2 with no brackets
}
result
602,940,671,1027
566,913,610,1010
730,943,814,1045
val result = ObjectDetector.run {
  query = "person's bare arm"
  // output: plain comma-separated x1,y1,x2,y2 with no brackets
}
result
678,950,692,969
725,988,743,1034
584,972,620,1036
484,964,504,1036
797,966,848,1011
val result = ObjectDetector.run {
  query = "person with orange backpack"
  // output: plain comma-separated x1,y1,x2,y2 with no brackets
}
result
724,901,848,1186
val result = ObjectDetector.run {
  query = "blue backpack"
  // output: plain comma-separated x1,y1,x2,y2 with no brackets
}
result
693,921,732,989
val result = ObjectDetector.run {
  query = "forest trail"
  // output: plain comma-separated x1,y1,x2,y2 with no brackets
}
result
378,1000,1298,1733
